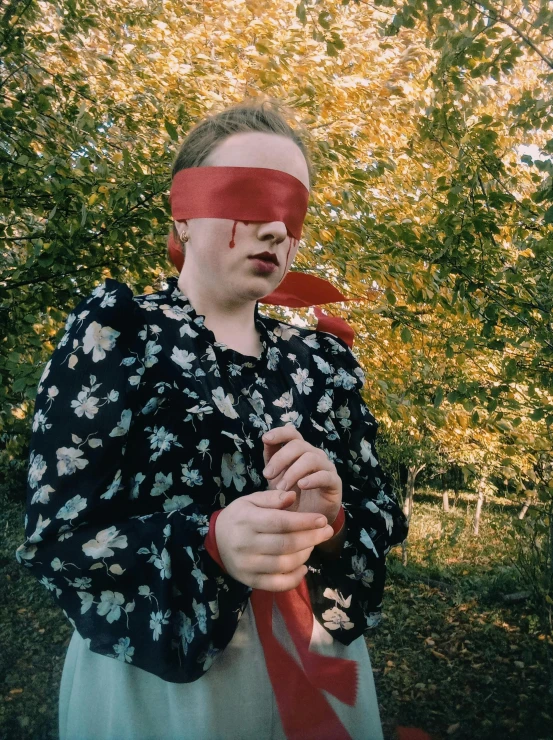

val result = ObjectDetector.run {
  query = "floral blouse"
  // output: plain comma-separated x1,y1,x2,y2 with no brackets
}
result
16,276,408,683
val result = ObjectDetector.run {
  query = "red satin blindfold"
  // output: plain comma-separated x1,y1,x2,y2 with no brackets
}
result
171,166,308,240
168,166,359,347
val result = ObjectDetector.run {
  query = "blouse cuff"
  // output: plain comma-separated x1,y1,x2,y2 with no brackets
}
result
330,505,345,536
204,509,228,573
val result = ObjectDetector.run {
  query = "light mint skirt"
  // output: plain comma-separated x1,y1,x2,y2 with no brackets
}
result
59,600,384,740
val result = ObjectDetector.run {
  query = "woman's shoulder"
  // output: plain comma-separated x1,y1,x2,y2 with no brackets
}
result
262,314,365,389
64,278,173,335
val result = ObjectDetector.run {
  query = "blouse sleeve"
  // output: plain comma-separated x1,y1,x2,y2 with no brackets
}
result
306,333,408,644
15,280,250,682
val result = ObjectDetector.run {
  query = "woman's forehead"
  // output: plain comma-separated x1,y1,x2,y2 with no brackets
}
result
205,132,310,191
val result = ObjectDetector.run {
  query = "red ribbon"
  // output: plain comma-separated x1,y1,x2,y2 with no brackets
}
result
205,510,358,740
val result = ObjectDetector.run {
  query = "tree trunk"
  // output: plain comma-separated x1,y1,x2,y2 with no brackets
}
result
473,474,487,536
518,498,532,520
443,489,450,513
401,463,426,566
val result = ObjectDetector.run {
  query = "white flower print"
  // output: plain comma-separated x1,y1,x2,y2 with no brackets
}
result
180,323,199,339
150,471,173,497
181,460,203,487
97,590,125,623
302,333,320,349
334,367,357,390
153,548,172,579
160,303,194,321
31,484,55,505
176,611,194,655
192,566,209,593
291,368,313,395
113,636,135,663
321,606,354,631
37,359,52,392
100,290,117,308
280,410,303,428
147,425,182,461
365,500,394,535
163,494,193,513
101,469,123,500
71,389,99,418
56,446,89,476
347,554,375,587
211,387,239,419
247,389,265,415
82,526,128,559
360,528,379,558
150,610,168,640
273,390,293,409
109,408,132,437
266,346,281,370
144,340,162,368
366,612,382,629
360,438,378,467
313,355,333,375
273,324,300,341
193,599,207,634
171,347,196,372
28,452,47,489
77,593,93,616
336,403,351,431
47,385,59,400
90,284,106,300
82,321,120,362
317,393,333,414
32,410,51,433
129,472,146,499
26,513,51,544
221,452,247,491
323,588,352,609
55,494,87,521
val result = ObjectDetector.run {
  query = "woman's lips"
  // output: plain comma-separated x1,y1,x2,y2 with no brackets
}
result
248,257,278,274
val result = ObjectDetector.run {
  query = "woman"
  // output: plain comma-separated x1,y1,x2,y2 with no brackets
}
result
16,100,408,740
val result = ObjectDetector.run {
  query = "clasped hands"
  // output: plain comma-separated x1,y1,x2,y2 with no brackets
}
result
216,424,344,592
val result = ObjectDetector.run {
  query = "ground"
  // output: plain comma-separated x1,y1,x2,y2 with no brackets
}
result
1,486,551,740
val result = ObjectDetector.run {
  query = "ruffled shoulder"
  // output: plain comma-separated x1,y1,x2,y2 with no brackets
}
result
62,278,140,341
316,330,366,392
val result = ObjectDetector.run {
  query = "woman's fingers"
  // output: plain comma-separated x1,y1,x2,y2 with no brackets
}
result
250,495,328,534
255,526,334,555
274,454,335,492
253,547,314,575
262,438,309,479
252,565,308,593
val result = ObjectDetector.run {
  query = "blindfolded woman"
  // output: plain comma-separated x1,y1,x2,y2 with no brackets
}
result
16,99,408,740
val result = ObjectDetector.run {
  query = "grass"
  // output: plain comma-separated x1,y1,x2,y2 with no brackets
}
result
1,485,552,739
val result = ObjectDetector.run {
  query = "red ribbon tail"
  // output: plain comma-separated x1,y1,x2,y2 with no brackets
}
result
314,306,355,347
250,589,352,740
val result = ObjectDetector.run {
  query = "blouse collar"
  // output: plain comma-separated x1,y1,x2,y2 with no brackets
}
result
162,277,270,366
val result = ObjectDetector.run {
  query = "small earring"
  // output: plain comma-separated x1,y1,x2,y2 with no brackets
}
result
180,232,189,244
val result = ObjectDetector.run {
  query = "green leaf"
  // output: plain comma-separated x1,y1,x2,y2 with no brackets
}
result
164,120,179,142
544,204,553,224
400,327,412,343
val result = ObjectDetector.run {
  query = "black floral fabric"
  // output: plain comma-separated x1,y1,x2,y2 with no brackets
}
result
15,276,408,682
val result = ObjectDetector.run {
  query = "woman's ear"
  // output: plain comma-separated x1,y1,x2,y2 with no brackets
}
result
173,220,188,243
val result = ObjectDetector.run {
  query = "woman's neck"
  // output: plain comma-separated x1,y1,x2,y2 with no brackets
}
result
177,274,262,357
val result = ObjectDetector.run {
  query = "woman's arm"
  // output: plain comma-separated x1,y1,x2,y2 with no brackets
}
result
16,281,250,682
305,334,409,644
